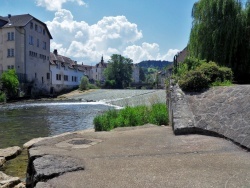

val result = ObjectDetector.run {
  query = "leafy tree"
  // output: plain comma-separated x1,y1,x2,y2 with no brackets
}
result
0,69,19,99
189,0,250,82
104,54,133,89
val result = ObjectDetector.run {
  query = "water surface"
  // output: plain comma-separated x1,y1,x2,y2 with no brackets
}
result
0,101,114,148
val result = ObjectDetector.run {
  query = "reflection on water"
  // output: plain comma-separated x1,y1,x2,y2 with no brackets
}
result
0,102,114,148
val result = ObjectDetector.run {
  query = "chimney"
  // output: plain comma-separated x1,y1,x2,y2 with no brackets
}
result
53,49,58,56
8,14,12,26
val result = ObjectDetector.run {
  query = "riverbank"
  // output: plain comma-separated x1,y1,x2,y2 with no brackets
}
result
0,89,166,183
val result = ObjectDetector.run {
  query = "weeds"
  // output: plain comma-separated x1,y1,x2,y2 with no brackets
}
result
94,103,168,131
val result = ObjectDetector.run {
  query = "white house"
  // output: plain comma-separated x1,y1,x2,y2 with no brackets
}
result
49,49,85,94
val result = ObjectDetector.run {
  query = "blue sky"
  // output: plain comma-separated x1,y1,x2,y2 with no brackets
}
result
1,0,197,65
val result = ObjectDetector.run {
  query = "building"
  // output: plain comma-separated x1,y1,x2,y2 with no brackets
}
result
92,56,107,82
132,64,140,83
0,14,52,95
49,49,85,94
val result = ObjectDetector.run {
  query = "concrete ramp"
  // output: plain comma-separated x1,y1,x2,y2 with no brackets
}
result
170,85,250,149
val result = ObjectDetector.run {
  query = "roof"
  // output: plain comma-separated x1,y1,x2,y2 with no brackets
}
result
0,14,52,39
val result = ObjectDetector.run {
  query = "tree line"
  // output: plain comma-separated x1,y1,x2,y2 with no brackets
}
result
188,0,250,83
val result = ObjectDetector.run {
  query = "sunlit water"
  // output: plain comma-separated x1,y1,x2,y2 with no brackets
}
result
0,101,116,148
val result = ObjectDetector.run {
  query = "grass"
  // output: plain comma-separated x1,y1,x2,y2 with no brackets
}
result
211,80,233,87
94,103,168,131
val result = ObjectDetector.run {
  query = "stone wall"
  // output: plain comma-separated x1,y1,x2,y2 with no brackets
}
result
168,82,250,150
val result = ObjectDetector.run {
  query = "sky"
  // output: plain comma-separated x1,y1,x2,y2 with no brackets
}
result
0,0,197,65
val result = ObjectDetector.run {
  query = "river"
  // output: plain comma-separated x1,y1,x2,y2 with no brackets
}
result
0,102,115,148
0,89,166,149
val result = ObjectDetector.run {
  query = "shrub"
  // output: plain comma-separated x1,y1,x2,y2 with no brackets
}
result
179,70,210,92
0,91,6,103
183,56,206,71
104,80,116,89
94,103,168,131
1,69,19,99
79,76,89,91
218,67,233,82
197,62,221,83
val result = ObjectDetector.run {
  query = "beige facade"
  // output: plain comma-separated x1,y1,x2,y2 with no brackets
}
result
91,56,107,82
0,14,52,95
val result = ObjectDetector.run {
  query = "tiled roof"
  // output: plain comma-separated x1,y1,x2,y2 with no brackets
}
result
0,14,52,39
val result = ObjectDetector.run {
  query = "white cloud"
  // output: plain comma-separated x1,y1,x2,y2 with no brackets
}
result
36,0,86,11
47,9,179,65
123,43,179,63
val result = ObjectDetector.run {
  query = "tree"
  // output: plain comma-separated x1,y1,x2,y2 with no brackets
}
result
189,0,250,82
0,69,19,99
79,76,89,91
104,54,133,89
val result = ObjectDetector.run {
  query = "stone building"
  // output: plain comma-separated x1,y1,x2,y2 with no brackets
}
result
0,14,52,95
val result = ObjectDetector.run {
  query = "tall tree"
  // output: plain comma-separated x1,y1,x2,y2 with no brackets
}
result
189,0,250,82
104,54,133,89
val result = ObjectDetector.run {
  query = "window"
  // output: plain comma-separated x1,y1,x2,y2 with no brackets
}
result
30,22,33,29
64,75,68,81
47,73,50,79
43,29,45,35
56,74,61,80
29,35,34,45
43,41,46,50
7,49,14,57
39,26,42,33
42,77,44,83
35,24,38,31
72,76,74,82
37,39,39,47
7,32,14,41
7,65,14,69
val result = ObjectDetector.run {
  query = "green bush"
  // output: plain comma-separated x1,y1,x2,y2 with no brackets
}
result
0,91,6,103
1,69,19,99
183,56,206,71
94,103,168,131
197,62,221,83
179,70,210,92
104,80,116,89
218,67,233,82
79,76,89,91
176,59,234,91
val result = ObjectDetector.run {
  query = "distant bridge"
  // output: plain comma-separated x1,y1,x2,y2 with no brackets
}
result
130,82,152,89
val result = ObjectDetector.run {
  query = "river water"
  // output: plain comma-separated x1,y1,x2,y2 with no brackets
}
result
0,101,115,149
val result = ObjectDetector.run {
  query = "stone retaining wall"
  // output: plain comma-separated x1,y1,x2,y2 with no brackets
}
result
168,82,250,149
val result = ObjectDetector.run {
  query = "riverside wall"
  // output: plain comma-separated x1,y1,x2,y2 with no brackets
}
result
168,82,250,149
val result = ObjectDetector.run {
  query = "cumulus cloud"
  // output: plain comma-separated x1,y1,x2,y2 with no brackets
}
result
123,43,179,63
36,0,86,11
47,9,143,64
46,9,179,64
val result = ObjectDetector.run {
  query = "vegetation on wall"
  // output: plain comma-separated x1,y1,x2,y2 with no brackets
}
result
189,0,250,83
175,57,233,92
